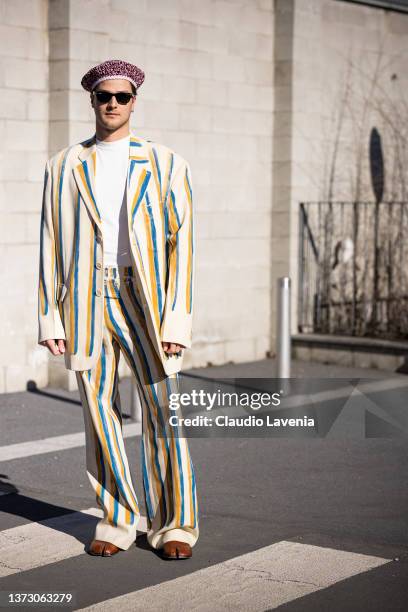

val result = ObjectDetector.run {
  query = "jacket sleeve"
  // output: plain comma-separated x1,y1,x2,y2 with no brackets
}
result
37,159,66,343
160,159,195,349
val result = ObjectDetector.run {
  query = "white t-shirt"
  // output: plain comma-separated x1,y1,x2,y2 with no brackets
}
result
95,133,132,267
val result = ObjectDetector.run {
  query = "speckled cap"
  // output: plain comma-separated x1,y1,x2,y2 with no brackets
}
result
81,59,145,92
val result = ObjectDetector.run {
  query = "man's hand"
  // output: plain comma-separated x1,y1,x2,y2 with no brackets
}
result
162,341,185,355
39,339,66,356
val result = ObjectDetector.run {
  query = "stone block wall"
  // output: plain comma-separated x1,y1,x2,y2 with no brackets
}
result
0,0,49,392
0,0,275,391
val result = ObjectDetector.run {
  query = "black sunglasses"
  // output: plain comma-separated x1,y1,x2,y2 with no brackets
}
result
93,90,135,105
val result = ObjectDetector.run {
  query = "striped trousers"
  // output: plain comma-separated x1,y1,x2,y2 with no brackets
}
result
75,265,199,551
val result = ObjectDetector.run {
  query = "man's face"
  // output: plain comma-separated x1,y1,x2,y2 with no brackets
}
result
90,78,136,131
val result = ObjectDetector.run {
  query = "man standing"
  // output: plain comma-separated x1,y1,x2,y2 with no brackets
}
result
38,59,198,559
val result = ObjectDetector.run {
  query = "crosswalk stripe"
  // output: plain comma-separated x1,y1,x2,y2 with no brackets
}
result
77,540,392,611
0,422,142,462
0,508,147,577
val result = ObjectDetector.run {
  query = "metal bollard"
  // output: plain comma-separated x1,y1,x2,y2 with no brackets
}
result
277,277,291,378
130,381,142,422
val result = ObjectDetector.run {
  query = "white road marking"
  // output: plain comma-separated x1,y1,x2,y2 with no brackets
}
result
0,422,142,462
78,540,392,612
0,508,147,577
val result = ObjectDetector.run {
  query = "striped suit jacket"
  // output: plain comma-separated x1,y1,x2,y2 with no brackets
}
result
38,130,195,376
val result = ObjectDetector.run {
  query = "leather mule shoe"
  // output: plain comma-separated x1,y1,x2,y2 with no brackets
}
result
161,540,192,560
87,539,121,557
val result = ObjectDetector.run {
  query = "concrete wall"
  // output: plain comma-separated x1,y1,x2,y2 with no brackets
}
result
0,0,49,392
320,0,408,203
271,0,408,346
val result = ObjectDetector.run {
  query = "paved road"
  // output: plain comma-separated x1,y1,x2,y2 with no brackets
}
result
0,358,407,611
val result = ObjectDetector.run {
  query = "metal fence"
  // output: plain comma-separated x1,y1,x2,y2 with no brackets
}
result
298,201,408,340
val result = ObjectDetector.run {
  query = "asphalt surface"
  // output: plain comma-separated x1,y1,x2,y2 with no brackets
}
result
0,358,407,611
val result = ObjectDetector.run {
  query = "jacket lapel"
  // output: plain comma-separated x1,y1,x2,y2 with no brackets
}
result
73,131,152,231
126,134,153,303
127,134,151,228
72,134,101,230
